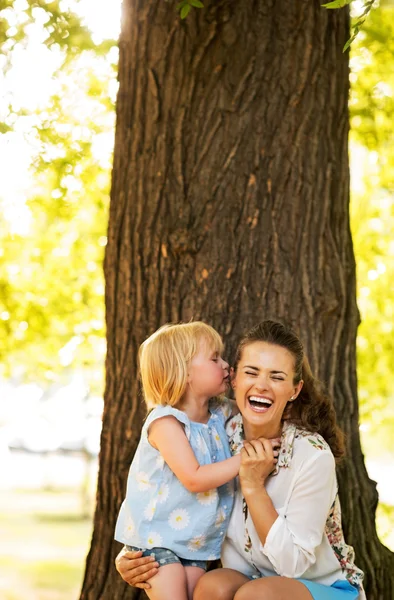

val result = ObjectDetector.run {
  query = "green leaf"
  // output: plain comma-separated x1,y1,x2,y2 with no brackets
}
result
176,1,187,10
189,0,204,7
322,0,351,8
180,4,191,18
341,0,377,50
0,122,12,134
343,36,354,51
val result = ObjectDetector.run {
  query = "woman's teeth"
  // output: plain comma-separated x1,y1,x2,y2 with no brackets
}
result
248,396,273,412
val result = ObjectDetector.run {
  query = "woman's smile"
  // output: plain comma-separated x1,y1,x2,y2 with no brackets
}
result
247,395,274,413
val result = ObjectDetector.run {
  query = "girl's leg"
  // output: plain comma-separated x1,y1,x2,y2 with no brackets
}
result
145,563,188,600
185,566,205,600
193,568,250,600
233,576,313,600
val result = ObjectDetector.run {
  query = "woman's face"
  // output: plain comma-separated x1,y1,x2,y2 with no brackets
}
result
232,341,303,435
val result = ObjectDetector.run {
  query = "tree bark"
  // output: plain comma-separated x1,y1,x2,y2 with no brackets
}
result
80,1,394,598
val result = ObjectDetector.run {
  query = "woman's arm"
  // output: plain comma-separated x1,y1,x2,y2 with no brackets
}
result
241,440,337,579
149,416,240,493
239,438,279,543
115,548,158,589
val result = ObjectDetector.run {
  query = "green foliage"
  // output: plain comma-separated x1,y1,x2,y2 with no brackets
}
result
322,0,377,51
322,0,352,8
0,1,117,390
176,0,204,19
0,0,111,61
349,6,394,455
0,55,114,387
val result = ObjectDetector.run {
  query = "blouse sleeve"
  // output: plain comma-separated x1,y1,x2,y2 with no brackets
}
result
144,406,191,441
261,450,337,578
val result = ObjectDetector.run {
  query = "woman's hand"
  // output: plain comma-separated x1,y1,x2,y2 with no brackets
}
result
239,438,279,496
115,547,159,589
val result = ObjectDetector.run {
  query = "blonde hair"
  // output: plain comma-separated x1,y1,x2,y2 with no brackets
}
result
139,322,223,409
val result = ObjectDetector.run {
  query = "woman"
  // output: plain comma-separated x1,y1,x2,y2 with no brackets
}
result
116,320,365,600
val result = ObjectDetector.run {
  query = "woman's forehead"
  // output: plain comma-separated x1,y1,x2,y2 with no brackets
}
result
239,341,295,369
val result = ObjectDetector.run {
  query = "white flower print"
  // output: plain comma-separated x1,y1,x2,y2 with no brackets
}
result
207,554,218,561
215,507,226,527
144,499,157,521
146,531,163,547
136,471,151,491
124,516,135,537
197,488,218,505
196,434,209,455
168,508,190,530
157,482,169,504
187,534,206,552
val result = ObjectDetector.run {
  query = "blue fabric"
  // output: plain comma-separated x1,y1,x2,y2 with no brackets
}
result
125,545,207,570
298,578,360,600
115,402,235,560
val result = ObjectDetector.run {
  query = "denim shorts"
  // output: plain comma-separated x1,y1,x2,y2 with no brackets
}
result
125,545,207,571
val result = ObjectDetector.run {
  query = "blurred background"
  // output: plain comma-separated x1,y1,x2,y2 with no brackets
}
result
0,1,393,598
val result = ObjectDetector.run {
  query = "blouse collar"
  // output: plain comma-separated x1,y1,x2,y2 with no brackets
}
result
226,414,297,475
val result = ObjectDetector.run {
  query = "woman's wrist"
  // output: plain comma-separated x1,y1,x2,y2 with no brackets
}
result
241,481,268,500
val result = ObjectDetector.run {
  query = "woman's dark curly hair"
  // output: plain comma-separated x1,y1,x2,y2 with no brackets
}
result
234,320,345,461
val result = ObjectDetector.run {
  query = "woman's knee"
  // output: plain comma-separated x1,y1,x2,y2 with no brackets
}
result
194,569,245,600
234,580,275,600
194,572,224,600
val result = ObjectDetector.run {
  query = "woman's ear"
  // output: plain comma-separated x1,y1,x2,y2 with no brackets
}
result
291,380,303,400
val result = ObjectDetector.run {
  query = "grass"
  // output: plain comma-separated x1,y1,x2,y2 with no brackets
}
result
0,488,94,600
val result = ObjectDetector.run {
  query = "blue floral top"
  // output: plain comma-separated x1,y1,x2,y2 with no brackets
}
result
115,400,235,560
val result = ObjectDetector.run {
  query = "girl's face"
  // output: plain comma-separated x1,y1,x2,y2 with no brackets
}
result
187,339,229,400
232,341,303,435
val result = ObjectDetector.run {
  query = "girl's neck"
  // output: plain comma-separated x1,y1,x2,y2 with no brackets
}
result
243,420,283,441
177,394,211,424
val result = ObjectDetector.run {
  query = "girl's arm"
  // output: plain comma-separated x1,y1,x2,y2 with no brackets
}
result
149,416,240,493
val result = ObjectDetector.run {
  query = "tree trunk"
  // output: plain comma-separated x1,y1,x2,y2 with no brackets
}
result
80,1,394,598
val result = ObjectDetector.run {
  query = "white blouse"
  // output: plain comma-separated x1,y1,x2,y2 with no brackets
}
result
222,417,366,599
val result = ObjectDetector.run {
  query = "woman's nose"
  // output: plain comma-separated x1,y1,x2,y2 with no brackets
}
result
255,375,269,391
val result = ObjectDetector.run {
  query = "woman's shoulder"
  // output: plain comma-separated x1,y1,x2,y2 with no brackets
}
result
290,425,335,468
294,428,331,452
282,421,333,463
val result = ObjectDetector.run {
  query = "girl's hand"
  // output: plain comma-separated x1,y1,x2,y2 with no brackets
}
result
239,438,278,496
115,548,159,589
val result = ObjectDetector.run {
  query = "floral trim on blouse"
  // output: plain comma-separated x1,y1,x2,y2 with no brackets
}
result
226,416,364,589
325,495,364,588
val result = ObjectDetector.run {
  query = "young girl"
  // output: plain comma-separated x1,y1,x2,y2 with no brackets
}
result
115,322,240,600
